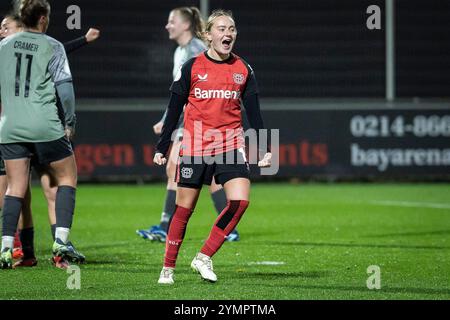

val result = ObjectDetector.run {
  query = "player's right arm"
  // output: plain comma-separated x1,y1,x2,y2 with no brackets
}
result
154,59,194,165
153,110,167,135
154,93,187,165
64,28,100,55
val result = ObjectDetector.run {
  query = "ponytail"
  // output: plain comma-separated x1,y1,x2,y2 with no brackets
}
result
189,7,204,40
174,6,205,40
19,0,50,28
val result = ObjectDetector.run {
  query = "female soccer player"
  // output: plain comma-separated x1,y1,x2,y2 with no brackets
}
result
0,12,99,267
137,6,239,243
154,10,272,284
0,0,79,269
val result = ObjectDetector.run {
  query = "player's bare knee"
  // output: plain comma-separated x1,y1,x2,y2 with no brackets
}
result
176,198,195,210
57,176,77,188
166,159,176,178
5,182,29,198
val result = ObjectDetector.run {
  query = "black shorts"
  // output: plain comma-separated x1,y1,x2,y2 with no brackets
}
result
30,139,74,169
0,156,5,176
176,149,250,189
0,136,73,166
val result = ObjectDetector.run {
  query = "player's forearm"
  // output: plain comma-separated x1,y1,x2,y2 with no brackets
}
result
160,109,168,123
56,81,76,128
243,93,265,130
243,93,271,153
64,36,88,54
156,92,187,156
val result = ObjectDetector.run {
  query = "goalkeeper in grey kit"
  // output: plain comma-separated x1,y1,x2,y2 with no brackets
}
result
0,0,80,269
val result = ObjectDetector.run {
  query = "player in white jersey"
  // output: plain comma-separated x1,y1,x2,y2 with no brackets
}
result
136,7,240,242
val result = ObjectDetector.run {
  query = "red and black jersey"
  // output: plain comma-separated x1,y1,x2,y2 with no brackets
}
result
157,51,265,157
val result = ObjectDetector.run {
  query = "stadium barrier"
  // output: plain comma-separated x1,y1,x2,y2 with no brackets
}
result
73,100,450,182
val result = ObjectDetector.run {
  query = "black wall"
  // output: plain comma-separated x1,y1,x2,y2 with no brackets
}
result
1,0,449,98
71,107,450,181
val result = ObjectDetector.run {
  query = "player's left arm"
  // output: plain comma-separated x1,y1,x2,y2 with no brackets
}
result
55,82,76,138
154,58,194,165
64,28,100,54
49,40,76,138
241,63,271,167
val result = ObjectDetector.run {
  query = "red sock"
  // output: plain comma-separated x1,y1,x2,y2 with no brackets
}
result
164,205,193,268
201,200,249,257
14,231,22,248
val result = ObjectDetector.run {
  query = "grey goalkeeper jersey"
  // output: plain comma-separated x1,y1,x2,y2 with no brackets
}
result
0,31,72,143
172,37,206,78
161,37,206,125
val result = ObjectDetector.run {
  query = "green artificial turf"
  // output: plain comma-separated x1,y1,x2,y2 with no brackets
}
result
0,183,449,300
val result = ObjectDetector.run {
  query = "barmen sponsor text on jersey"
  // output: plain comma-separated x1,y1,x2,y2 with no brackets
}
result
14,40,39,52
194,88,240,99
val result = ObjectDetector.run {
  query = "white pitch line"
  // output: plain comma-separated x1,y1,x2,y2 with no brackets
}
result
370,200,450,210
248,261,286,266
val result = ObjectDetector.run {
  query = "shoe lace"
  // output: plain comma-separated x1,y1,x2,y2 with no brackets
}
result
201,257,213,271
163,268,173,278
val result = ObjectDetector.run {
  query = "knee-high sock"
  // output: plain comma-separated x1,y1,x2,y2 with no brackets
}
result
14,231,22,248
164,205,193,268
2,196,23,238
55,186,76,243
50,224,56,241
201,200,249,257
55,186,76,229
1,196,23,251
211,188,238,234
211,189,227,214
160,189,177,232
19,227,34,258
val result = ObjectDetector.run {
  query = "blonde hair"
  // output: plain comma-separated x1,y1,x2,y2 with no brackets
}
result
205,9,234,33
203,9,235,45
4,13,24,28
173,6,204,40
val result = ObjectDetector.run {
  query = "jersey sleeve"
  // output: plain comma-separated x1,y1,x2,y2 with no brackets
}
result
169,57,195,97
188,38,207,58
241,59,259,99
156,92,188,156
64,36,88,55
48,38,73,85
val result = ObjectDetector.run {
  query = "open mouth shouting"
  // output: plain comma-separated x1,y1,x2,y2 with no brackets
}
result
221,37,233,51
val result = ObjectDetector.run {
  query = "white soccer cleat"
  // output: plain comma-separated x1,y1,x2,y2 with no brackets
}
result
191,253,217,283
158,267,175,285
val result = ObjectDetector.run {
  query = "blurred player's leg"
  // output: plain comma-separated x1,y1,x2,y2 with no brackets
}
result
12,218,23,260
13,185,38,267
137,139,181,242
158,186,201,284
0,158,30,269
38,168,57,238
192,178,250,282
209,181,240,242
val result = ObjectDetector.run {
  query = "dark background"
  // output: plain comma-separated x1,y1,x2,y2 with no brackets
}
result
1,0,449,181
2,0,450,98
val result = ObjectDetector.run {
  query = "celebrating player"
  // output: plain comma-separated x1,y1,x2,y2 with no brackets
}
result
0,0,79,269
136,6,239,243
154,10,272,284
